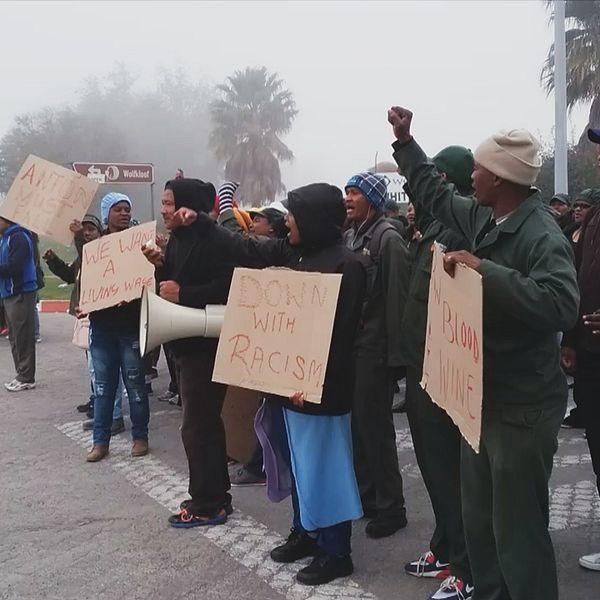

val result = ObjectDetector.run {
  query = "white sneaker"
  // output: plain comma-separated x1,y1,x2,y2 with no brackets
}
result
579,552,600,571
4,379,36,392
429,576,474,600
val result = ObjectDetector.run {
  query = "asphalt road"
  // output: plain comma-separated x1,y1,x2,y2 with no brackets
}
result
0,314,598,600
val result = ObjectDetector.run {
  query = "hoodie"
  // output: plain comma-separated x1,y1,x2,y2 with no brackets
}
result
0,223,37,299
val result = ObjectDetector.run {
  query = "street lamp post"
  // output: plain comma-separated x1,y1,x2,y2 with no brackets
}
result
554,0,568,194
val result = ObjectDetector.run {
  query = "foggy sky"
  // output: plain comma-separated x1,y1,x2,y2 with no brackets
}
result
0,0,589,193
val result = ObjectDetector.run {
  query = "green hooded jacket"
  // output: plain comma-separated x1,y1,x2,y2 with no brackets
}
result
393,138,579,407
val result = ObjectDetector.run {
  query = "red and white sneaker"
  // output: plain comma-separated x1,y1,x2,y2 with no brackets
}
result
428,576,474,600
405,551,450,579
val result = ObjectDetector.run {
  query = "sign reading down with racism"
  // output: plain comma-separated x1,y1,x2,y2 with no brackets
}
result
213,268,342,404
421,244,483,452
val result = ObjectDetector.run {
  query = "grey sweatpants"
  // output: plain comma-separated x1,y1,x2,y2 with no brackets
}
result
4,291,36,383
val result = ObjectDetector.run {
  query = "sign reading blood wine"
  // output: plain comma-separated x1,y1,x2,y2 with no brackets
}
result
421,244,483,452
79,222,156,313
213,268,343,404
1,155,99,245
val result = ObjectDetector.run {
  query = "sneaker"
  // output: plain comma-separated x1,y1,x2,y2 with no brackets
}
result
579,552,600,571
168,507,227,528
0,327,8,336
296,552,353,586
4,379,35,392
157,390,178,403
111,417,126,435
428,576,474,600
270,529,319,563
229,464,266,486
179,499,234,516
405,551,450,579
365,513,407,538
168,395,182,407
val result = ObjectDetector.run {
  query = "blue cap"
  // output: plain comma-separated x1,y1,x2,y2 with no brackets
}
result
345,172,389,211
101,193,131,225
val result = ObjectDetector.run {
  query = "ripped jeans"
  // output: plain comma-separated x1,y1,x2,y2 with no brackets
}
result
89,327,149,446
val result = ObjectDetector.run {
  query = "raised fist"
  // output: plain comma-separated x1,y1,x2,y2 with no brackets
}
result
388,106,413,144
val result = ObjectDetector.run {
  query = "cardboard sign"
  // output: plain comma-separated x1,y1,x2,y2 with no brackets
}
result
421,244,483,452
1,155,98,245
79,222,156,313
213,268,343,404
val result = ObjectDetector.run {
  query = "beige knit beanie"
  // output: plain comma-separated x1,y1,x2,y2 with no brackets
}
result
474,129,542,186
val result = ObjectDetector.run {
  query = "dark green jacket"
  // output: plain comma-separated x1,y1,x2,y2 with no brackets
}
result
344,214,409,367
393,138,579,407
401,215,469,372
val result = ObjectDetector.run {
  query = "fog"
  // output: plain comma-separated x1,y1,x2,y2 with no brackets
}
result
0,0,589,218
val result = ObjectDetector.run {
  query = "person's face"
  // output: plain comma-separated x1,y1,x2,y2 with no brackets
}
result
573,200,592,224
550,200,570,216
82,223,101,243
160,189,176,231
285,212,301,245
250,214,274,237
471,162,499,206
345,188,371,222
406,202,416,225
108,201,131,231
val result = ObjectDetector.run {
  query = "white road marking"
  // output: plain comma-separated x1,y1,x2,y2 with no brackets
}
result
549,480,600,531
395,428,414,451
554,454,592,468
55,420,377,600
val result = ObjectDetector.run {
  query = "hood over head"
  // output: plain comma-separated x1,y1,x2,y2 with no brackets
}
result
165,178,216,214
287,183,346,250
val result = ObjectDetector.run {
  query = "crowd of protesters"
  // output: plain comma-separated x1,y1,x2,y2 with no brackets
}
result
2,107,600,600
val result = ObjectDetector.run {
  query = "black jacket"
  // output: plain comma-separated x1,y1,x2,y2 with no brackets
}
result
206,183,367,416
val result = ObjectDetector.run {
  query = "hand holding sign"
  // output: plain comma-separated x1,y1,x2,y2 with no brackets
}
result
443,250,482,277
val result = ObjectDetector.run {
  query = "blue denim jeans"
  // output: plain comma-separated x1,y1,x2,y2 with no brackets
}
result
89,327,149,446
86,350,123,420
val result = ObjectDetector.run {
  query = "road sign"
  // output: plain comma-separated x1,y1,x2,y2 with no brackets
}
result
72,162,154,184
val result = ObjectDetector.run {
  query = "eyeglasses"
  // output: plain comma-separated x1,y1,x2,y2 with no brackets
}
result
573,202,592,209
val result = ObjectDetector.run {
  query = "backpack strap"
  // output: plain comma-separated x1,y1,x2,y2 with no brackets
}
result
364,219,397,263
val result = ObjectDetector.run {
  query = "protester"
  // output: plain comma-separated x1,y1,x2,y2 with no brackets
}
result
389,106,579,600
31,233,43,343
561,127,600,573
248,202,288,238
550,193,573,230
84,193,150,463
563,188,600,253
144,178,236,527
343,172,409,538
401,146,474,600
383,199,406,234
0,216,37,391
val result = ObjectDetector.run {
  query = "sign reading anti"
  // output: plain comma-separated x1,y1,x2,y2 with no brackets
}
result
421,244,483,452
213,268,342,404
1,155,99,245
79,222,156,313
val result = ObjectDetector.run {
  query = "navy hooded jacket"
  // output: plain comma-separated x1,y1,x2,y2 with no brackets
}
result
0,223,37,298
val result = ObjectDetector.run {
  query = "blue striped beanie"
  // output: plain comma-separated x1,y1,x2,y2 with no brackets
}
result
345,172,389,211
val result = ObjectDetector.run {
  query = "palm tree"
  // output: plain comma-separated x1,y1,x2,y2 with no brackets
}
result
210,67,298,206
541,0,600,147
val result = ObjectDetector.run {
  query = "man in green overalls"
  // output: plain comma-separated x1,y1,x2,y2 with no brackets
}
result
389,106,579,600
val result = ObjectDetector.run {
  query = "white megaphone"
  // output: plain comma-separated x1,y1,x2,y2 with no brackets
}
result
139,287,226,356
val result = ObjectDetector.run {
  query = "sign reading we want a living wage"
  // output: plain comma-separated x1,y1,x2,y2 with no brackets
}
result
79,222,156,313
1,155,99,245
420,244,483,452
213,268,342,404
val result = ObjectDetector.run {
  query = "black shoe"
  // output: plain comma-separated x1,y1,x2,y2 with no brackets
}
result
146,383,154,396
179,499,234,516
561,414,585,429
296,553,353,585
86,408,94,419
270,529,319,563
365,513,407,538
77,401,92,413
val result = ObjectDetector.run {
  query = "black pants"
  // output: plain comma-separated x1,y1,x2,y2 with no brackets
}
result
461,402,564,600
4,292,36,383
164,343,179,394
352,355,405,517
405,367,471,584
175,348,231,514
574,349,600,495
